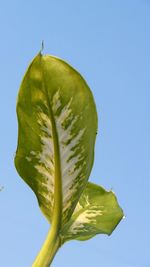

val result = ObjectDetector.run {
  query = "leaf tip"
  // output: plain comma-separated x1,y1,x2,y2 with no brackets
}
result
40,40,44,54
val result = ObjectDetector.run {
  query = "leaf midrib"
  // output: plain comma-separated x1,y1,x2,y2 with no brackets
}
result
40,54,62,232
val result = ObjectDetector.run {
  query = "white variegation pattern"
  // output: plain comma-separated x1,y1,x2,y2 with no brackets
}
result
69,208,103,234
51,90,86,221
26,111,55,214
68,197,103,235
26,90,86,222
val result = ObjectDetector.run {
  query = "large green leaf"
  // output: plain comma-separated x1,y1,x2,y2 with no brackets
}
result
15,52,98,226
61,182,123,242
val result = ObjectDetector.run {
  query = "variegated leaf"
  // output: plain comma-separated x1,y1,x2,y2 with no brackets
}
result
61,182,124,242
15,53,97,226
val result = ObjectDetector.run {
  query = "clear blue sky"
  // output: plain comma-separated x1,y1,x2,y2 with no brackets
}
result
0,1,149,266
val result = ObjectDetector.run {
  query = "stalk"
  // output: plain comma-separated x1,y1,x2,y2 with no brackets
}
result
32,227,60,267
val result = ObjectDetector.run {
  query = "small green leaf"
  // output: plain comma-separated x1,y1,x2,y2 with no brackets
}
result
61,182,123,243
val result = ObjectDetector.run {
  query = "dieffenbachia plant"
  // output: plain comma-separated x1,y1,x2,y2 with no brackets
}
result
15,51,123,267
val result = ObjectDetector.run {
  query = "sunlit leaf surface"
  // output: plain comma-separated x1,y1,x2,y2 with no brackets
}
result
61,182,123,242
15,53,97,225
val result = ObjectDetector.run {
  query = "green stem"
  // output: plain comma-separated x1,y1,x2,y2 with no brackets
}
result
32,228,60,267
32,55,63,267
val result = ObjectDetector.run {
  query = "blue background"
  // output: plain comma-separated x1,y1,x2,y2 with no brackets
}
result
0,1,149,266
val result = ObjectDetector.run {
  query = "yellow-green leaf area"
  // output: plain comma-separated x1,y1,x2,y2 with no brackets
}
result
61,182,124,242
15,53,98,227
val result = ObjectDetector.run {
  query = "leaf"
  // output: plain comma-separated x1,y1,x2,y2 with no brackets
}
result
15,53,98,226
61,182,124,243
15,52,124,267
